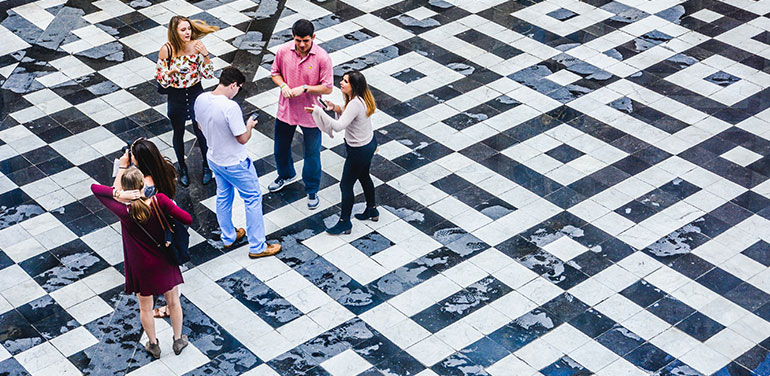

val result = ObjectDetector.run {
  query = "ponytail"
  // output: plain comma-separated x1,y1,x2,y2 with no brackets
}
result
121,166,151,222
129,197,151,223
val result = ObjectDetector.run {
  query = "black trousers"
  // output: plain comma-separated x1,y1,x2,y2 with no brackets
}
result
340,136,377,221
167,83,207,170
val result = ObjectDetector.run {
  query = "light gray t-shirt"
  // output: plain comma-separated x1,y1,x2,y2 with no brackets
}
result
194,92,248,166
311,97,373,147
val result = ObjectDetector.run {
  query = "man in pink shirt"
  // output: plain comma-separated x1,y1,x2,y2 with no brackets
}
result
269,19,333,209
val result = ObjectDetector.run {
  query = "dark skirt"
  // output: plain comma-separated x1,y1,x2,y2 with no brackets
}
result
167,82,203,122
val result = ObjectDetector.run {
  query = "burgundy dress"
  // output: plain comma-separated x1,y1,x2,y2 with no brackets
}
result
91,184,193,296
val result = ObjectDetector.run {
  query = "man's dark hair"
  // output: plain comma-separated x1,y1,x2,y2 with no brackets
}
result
292,19,314,38
219,66,246,86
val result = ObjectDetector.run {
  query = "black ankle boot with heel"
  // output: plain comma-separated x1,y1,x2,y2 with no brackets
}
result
354,207,379,222
202,166,213,185
326,219,352,235
178,166,189,187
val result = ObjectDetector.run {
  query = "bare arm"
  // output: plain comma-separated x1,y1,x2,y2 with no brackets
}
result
112,150,130,190
307,84,332,95
272,74,286,87
236,116,257,144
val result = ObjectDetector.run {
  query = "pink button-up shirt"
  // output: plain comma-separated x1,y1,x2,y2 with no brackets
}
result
271,41,333,128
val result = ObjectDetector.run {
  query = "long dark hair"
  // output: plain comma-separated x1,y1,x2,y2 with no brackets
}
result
131,139,177,199
343,71,376,117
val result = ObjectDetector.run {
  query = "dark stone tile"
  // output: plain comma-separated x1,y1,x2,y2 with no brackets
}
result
541,355,591,376
489,309,561,351
542,293,590,322
712,362,754,376
735,345,770,374
431,353,489,376
596,324,644,356
217,269,303,328
351,232,394,257
569,308,615,338
696,268,742,295
648,296,695,325
675,312,725,341
621,280,665,308
743,240,770,266
0,358,28,376
724,283,770,312
460,337,510,368
0,309,44,355
625,343,675,373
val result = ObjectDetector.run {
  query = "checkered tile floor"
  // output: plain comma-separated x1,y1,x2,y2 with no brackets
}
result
2,0,770,375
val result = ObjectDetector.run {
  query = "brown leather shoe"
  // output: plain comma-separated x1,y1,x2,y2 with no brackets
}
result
223,228,246,249
249,243,281,259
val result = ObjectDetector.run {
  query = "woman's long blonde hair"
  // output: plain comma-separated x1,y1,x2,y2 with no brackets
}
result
122,167,151,223
167,16,219,56
343,71,376,117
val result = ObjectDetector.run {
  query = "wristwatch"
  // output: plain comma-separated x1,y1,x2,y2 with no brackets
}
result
303,85,308,93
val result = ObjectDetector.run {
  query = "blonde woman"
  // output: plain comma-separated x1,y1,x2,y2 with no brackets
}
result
307,70,378,234
156,16,218,186
91,168,193,358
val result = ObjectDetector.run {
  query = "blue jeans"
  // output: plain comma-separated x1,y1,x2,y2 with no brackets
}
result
274,119,321,195
208,157,266,254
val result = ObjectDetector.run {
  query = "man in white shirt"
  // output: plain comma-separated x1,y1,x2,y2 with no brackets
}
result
194,67,281,258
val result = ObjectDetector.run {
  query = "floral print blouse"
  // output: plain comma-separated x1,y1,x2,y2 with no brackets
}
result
155,53,214,89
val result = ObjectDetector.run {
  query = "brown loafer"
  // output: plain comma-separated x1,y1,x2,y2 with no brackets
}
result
249,243,281,259
223,228,246,249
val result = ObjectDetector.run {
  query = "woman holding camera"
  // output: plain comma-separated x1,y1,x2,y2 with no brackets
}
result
115,138,177,202
307,70,378,235
155,16,218,186
91,168,193,358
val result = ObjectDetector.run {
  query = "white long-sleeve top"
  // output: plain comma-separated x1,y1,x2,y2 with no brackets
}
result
311,97,373,147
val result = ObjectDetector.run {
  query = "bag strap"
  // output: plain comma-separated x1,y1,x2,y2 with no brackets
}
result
151,196,174,234
164,43,172,66
130,206,162,248
151,196,166,231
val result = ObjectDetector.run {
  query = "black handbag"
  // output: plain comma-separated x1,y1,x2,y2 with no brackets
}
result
156,43,172,95
135,197,190,265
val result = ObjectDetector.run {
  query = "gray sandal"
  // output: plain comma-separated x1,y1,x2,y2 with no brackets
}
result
173,334,188,355
145,339,160,359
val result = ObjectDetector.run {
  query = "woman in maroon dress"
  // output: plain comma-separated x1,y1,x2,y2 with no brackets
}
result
91,167,193,358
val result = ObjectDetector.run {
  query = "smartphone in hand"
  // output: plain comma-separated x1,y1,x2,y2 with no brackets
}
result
250,112,259,121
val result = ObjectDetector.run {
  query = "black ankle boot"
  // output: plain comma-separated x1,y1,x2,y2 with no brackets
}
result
179,166,189,187
202,166,213,185
354,207,379,222
326,219,352,235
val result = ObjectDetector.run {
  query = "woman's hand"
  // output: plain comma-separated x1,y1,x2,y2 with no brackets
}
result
167,67,180,76
304,106,315,114
117,189,142,201
194,40,209,56
119,150,130,168
323,100,336,112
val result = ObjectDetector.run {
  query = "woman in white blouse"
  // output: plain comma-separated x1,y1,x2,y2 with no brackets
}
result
306,71,379,235
155,16,218,186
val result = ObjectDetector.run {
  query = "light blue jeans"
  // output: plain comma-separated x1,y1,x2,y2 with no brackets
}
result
208,157,267,254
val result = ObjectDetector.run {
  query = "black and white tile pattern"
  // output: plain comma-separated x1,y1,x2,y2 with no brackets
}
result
2,0,770,375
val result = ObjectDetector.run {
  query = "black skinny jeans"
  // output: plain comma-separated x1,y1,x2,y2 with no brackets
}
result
340,136,377,222
167,82,208,170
